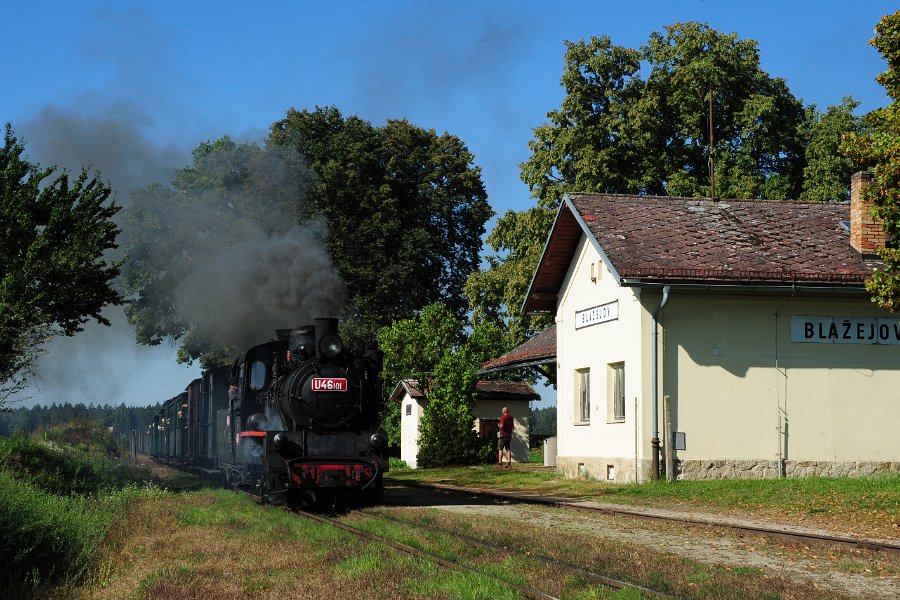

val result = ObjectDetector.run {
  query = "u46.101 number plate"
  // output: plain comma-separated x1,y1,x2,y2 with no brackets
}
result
311,377,348,392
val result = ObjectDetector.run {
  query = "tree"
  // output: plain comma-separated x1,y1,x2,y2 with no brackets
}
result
1,125,122,406
377,302,506,466
801,98,866,201
269,107,493,348
469,23,863,340
843,11,900,311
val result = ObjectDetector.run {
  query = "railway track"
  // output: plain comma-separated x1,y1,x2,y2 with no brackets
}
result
293,506,675,600
392,480,900,557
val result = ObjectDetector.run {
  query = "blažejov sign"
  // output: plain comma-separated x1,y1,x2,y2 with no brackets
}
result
575,300,618,329
791,316,900,345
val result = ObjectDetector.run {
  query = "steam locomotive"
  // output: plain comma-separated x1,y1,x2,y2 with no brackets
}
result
147,318,388,509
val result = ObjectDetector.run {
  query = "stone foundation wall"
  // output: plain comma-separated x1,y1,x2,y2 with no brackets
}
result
556,456,900,482
675,459,900,480
556,456,649,483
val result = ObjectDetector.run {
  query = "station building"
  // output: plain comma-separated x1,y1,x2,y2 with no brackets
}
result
523,172,900,482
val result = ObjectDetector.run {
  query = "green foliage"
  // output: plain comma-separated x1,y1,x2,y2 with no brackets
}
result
0,421,159,595
530,406,557,436
470,23,864,335
0,401,160,439
520,23,811,204
377,303,507,465
844,11,900,311
800,98,866,201
269,107,493,348
0,125,122,404
465,205,556,347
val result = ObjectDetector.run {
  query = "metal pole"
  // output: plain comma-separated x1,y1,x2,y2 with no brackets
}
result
651,286,671,480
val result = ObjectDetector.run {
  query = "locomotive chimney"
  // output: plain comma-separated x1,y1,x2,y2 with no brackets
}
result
314,317,340,355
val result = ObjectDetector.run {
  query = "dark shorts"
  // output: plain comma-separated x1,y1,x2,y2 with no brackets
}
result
497,436,511,451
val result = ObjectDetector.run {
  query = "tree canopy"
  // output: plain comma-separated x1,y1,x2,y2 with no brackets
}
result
468,22,864,345
269,107,493,347
123,108,492,365
844,10,900,311
1,125,122,404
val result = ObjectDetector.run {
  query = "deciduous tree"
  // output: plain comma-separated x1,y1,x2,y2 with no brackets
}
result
469,23,864,342
844,11,900,310
269,107,493,348
1,125,122,406
377,302,505,466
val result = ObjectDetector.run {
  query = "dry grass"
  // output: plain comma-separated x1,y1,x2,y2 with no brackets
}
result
62,490,522,600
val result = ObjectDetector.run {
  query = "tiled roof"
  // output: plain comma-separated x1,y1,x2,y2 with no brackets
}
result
479,324,556,372
524,193,881,313
390,379,539,402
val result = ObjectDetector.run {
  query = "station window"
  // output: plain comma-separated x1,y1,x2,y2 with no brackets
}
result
575,368,590,424
607,362,625,422
405,404,412,416
249,360,267,390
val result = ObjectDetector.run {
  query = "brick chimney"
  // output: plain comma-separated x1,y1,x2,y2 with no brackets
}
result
849,171,884,257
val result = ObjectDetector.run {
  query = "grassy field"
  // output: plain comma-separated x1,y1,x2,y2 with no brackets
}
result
2,425,897,599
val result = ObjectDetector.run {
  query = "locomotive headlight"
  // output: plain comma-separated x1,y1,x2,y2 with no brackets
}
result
318,332,344,358
370,430,387,449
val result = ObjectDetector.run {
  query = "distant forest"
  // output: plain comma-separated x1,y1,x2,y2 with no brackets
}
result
530,406,556,437
0,403,160,439
1,402,556,439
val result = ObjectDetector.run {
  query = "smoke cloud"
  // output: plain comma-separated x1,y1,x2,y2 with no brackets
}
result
122,140,346,355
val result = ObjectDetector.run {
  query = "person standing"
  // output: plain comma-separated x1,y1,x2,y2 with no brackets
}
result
497,406,513,468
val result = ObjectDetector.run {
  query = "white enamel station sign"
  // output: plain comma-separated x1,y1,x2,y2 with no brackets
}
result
575,301,619,330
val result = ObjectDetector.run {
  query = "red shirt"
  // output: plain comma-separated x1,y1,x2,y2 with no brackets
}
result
499,413,513,436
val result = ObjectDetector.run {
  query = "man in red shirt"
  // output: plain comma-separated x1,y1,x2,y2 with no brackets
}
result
497,406,513,468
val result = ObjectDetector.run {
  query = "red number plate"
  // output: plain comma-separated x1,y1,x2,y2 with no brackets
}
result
311,377,348,392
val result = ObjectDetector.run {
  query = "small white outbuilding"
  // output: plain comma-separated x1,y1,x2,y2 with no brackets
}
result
392,379,538,469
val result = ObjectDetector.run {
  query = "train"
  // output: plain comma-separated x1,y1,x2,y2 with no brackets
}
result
146,317,388,509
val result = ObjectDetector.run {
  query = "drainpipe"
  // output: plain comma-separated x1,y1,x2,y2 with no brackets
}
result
651,285,671,481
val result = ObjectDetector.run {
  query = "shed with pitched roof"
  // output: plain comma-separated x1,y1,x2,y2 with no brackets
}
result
391,379,538,469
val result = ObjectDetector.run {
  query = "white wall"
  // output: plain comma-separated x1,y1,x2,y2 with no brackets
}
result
661,294,900,464
555,236,646,481
398,392,424,469
476,399,530,464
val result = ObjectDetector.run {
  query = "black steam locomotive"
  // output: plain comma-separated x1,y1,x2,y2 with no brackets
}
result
148,318,387,509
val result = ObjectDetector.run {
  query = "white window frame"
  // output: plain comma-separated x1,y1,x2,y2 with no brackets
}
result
575,368,590,424
607,362,625,423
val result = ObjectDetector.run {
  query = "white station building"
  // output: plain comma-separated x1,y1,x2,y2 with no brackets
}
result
523,172,900,482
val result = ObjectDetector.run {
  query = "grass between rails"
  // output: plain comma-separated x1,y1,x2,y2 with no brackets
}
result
80,489,532,600
386,464,900,540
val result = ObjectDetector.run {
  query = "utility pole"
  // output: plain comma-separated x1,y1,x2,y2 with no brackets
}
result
708,88,716,200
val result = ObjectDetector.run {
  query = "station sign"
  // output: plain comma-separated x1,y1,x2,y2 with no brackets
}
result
575,300,619,330
791,316,900,345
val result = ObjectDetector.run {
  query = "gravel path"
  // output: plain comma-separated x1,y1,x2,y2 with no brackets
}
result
392,489,900,599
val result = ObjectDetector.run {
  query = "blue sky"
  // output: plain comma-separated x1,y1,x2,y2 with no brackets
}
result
3,1,895,409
